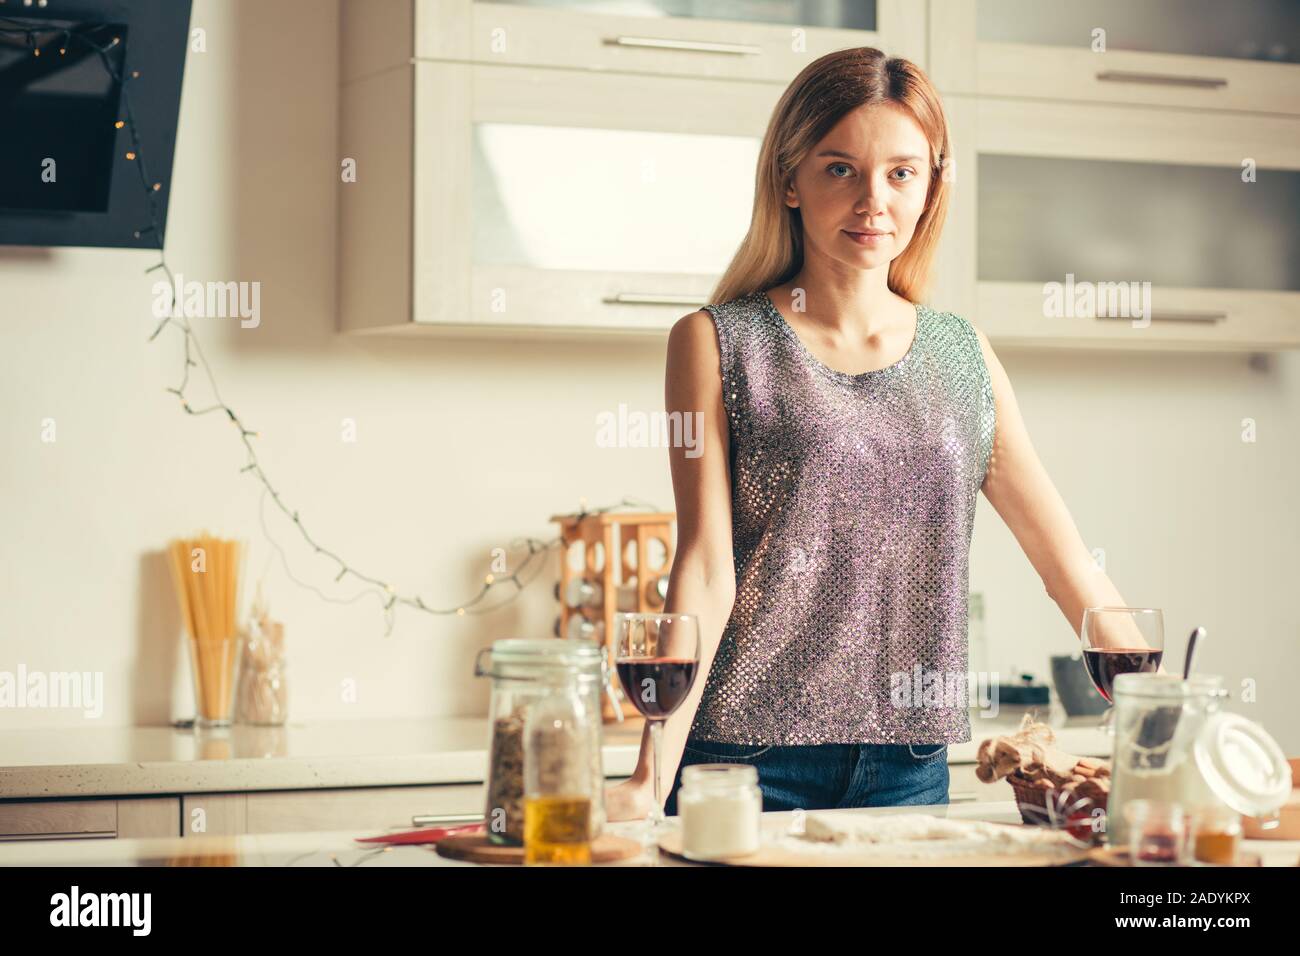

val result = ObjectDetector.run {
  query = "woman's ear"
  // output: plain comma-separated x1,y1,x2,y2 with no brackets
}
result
784,181,799,208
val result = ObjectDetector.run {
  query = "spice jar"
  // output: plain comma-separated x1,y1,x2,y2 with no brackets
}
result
236,591,287,726
475,638,606,846
1191,804,1242,865
679,764,762,860
1124,799,1188,865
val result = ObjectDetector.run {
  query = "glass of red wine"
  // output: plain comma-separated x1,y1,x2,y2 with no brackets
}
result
1080,607,1164,735
613,612,700,835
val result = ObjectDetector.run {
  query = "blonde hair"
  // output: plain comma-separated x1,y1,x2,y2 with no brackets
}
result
710,47,951,307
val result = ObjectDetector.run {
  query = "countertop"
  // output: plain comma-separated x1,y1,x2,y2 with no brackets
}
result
1,800,1295,867
0,707,1110,800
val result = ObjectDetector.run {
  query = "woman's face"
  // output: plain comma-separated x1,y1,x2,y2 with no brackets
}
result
784,102,933,272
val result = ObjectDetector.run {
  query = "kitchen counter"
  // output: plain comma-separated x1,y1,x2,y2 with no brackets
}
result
0,707,1108,800
1,800,1295,867
0,717,646,799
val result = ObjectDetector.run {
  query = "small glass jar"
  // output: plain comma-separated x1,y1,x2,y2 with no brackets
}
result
523,670,595,866
1124,799,1188,865
678,764,762,860
1191,804,1242,865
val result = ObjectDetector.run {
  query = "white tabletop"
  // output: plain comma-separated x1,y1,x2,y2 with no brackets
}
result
2,800,1293,868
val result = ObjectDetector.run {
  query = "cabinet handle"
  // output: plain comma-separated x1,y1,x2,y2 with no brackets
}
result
604,36,763,56
949,792,980,803
1093,310,1227,323
410,812,484,827
606,292,707,306
1095,70,1227,89
0,830,117,842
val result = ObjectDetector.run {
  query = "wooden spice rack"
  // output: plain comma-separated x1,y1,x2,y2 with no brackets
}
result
549,510,676,723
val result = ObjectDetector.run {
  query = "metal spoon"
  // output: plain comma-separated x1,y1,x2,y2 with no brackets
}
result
1183,626,1206,679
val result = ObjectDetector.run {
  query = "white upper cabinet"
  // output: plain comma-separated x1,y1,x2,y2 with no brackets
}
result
934,93,1300,350
338,0,928,336
342,0,925,82
931,0,1300,116
464,0,924,81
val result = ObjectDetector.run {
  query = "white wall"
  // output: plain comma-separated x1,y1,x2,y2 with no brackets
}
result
1,0,1296,752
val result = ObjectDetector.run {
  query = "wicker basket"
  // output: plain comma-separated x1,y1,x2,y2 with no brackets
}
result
1009,771,1108,832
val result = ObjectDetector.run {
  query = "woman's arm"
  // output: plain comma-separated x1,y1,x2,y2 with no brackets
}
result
605,308,738,819
971,325,1129,640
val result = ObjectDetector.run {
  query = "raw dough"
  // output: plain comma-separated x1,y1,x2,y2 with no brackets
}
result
797,812,1078,856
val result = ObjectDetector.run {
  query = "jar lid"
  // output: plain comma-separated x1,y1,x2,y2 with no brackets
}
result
475,637,603,680
681,764,759,788
1113,672,1226,700
1194,712,1291,817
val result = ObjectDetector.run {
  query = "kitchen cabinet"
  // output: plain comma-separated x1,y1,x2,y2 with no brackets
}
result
930,0,1300,116
0,798,178,841
339,59,787,336
182,784,485,837
342,0,924,85
337,0,927,337
937,92,1300,350
1,767,1020,838
1,786,485,841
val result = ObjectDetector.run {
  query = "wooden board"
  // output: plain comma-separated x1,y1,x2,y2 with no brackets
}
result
657,829,1090,867
434,831,642,865
1088,846,1262,867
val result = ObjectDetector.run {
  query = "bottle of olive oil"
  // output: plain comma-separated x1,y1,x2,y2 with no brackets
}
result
523,669,595,866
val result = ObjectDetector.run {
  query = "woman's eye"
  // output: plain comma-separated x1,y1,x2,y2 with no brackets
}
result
892,168,916,181
828,163,853,178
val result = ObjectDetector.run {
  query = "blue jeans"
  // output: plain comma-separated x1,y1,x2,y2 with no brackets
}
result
664,738,950,816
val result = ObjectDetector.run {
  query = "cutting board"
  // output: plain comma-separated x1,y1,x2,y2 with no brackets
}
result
435,831,642,865
1242,757,1300,840
657,829,1090,867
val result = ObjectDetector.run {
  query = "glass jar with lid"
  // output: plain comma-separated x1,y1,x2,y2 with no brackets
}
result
678,763,762,860
1107,672,1290,849
523,667,596,865
475,637,606,846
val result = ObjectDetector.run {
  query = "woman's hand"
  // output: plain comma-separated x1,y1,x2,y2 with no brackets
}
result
604,777,655,822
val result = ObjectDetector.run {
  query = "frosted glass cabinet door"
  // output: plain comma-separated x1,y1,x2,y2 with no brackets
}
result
423,63,786,332
968,97,1300,349
472,124,757,276
464,0,926,81
930,0,1300,115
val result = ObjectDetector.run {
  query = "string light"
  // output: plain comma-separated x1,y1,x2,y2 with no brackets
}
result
2,16,663,635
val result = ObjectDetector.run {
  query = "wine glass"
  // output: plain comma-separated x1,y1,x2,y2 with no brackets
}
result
1080,607,1164,735
612,612,701,838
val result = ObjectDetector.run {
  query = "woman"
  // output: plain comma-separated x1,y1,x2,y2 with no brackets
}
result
606,47,1130,819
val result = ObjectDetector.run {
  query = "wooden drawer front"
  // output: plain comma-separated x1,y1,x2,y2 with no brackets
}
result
245,785,485,835
117,798,181,839
182,794,248,837
0,800,116,840
979,43,1300,118
947,763,1014,805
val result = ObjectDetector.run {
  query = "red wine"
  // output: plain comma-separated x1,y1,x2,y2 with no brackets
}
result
615,657,697,719
1083,648,1163,702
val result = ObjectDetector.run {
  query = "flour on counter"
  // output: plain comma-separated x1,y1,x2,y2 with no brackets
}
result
774,813,1083,860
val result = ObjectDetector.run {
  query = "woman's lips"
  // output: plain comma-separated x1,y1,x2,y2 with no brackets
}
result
843,229,891,245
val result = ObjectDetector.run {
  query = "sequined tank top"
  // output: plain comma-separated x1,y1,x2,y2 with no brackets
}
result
688,290,996,746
